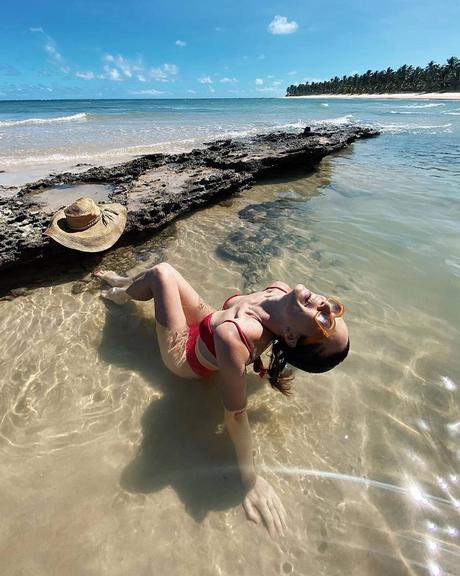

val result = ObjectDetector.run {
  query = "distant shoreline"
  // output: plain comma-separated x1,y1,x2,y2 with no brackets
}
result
285,92,460,101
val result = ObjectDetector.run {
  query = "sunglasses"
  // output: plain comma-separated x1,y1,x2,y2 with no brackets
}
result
301,297,345,344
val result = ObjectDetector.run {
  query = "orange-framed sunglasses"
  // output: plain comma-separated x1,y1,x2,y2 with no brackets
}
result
301,297,345,345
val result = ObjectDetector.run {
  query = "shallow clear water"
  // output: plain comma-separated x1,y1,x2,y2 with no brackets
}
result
30,183,114,213
0,99,459,575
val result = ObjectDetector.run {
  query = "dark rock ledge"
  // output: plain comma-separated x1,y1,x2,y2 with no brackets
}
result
0,126,378,294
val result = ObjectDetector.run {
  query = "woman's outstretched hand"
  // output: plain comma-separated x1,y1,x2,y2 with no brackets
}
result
242,476,288,538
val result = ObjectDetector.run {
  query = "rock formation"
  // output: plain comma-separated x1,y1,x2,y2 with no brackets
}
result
0,125,378,292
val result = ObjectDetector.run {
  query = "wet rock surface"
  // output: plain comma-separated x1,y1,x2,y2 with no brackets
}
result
0,126,378,293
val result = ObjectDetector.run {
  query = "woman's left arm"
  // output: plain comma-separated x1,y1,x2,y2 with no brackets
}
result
214,324,287,538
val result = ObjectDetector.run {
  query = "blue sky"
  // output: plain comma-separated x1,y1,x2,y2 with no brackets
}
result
1,0,459,99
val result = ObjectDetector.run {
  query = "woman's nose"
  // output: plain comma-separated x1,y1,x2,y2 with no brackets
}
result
318,299,332,315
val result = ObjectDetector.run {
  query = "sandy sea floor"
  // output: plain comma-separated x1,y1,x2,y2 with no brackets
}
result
1,136,459,575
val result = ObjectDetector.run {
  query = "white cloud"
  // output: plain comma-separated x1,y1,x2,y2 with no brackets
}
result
220,77,238,84
268,15,299,35
102,54,178,82
209,86,215,93
175,40,186,47
103,54,143,78
273,81,282,86
288,70,297,75
103,66,122,81
30,28,70,73
30,30,179,85
129,88,165,96
163,63,178,75
187,89,196,94
255,78,264,85
149,63,179,81
198,75,213,84
75,71,95,80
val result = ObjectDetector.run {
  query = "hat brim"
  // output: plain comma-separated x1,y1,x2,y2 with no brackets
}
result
44,202,127,253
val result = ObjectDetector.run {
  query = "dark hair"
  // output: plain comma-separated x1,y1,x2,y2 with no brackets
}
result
267,338,350,396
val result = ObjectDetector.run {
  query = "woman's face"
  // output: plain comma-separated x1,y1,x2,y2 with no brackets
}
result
286,284,349,354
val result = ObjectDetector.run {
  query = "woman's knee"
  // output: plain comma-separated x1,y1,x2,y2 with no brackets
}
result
151,262,176,283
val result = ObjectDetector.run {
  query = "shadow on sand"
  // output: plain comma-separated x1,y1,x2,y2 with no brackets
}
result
97,298,266,523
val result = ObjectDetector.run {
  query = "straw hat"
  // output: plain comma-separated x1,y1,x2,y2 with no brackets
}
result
44,197,127,253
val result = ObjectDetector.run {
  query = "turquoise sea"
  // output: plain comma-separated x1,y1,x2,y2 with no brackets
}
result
0,97,458,170
0,98,459,575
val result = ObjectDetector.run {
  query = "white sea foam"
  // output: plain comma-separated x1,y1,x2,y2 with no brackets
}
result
375,122,452,134
0,138,199,168
0,112,88,128
396,103,445,109
314,114,354,126
274,120,307,130
218,127,261,139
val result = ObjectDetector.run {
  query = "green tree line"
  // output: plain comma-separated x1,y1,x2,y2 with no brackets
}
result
286,58,460,96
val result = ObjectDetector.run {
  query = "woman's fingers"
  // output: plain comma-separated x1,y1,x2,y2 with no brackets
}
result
270,501,285,537
243,497,261,524
242,479,287,539
259,501,278,539
274,494,288,532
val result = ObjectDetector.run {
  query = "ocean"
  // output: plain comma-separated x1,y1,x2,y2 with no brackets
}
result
0,98,459,575
0,97,458,174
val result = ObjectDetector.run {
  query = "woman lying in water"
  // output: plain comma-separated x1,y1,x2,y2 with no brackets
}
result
95,263,350,539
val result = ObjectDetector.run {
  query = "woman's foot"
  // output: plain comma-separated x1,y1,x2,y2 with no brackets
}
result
101,287,131,305
93,270,131,287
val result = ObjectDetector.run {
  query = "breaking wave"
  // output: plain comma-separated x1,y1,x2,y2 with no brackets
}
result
314,114,354,126
389,110,421,115
374,122,452,134
0,112,88,128
396,103,445,109
0,138,199,168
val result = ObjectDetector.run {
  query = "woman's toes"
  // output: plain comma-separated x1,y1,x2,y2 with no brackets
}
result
94,270,130,287
101,287,131,304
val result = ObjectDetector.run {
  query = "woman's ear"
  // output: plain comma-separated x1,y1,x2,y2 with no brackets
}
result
284,326,298,348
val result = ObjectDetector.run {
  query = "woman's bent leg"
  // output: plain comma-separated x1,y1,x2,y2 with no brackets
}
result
98,263,213,377
126,263,213,326
126,263,209,378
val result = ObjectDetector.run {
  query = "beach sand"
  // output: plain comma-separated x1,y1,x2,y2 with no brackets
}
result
285,92,460,100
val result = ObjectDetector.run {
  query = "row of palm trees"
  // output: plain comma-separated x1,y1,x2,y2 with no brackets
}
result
286,58,460,96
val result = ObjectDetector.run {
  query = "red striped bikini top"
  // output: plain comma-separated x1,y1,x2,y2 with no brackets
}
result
199,285,289,377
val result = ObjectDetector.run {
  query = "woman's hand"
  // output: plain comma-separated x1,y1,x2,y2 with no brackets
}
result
243,476,288,538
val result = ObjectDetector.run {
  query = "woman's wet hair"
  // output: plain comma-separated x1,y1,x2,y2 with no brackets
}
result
267,338,350,395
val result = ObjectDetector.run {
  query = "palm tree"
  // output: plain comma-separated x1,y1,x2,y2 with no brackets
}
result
286,58,460,96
